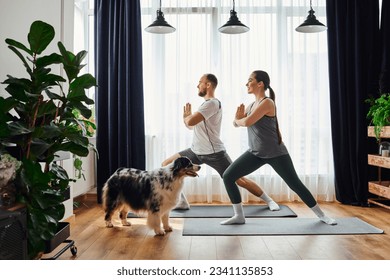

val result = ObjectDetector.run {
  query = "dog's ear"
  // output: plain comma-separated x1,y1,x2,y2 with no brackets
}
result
172,157,190,176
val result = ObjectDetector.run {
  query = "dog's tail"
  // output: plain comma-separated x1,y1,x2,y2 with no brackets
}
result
102,183,109,211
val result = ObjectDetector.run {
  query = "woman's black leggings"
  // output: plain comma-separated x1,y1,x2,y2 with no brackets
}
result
222,151,317,207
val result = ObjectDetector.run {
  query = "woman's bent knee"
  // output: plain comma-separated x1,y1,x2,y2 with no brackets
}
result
223,168,238,184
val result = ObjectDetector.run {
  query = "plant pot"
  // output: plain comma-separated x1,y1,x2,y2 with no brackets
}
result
43,222,70,254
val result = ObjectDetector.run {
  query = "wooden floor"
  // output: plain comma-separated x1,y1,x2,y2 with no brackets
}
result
46,195,390,260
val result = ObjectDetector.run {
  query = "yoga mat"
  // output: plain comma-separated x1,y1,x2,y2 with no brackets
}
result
127,205,297,218
182,217,384,236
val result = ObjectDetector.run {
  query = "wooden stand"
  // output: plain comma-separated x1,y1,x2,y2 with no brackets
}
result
368,126,390,209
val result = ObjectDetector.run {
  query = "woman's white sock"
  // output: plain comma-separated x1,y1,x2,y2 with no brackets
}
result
220,203,246,225
311,204,337,225
174,192,190,210
260,193,280,211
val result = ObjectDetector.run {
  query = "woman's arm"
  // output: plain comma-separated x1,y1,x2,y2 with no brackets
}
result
234,99,274,127
233,104,246,127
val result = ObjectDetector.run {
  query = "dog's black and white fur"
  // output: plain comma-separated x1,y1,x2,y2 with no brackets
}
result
102,157,201,235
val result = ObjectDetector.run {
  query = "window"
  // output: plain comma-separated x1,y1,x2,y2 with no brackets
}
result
141,0,334,203
78,0,334,203
74,0,95,116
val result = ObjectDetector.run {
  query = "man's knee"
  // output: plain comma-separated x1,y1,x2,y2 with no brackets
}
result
161,153,181,167
235,177,246,187
161,159,170,167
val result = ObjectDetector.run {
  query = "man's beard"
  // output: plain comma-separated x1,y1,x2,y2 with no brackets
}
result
198,91,206,97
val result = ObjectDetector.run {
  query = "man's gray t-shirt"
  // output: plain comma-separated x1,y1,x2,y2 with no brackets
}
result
191,98,226,155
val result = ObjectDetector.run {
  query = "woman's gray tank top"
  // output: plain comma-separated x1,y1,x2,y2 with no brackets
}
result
246,99,288,158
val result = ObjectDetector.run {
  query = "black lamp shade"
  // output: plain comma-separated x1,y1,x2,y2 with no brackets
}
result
145,10,175,34
296,8,327,33
219,10,249,34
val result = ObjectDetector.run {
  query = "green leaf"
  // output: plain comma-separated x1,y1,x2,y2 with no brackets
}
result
4,84,28,102
59,142,89,157
3,76,32,95
81,119,96,137
58,42,79,81
36,100,58,118
66,131,89,146
20,159,51,189
69,101,92,119
35,124,62,139
45,89,64,101
67,88,94,104
0,123,10,138
35,73,66,88
70,73,97,90
36,53,63,68
74,157,83,170
0,96,18,113
50,163,69,181
57,41,71,63
7,122,32,136
75,50,88,64
5,38,33,56
7,46,33,75
30,138,52,158
28,20,55,55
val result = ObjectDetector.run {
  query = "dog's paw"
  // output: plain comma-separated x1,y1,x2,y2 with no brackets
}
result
121,220,131,226
154,228,166,236
164,225,173,232
106,221,114,228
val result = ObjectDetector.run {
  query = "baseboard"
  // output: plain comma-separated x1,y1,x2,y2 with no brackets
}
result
74,192,97,202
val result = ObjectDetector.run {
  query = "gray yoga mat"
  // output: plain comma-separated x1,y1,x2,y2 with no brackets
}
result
182,217,384,236
127,204,297,218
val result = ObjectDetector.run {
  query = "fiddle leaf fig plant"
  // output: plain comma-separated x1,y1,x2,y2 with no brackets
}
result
366,93,390,140
0,20,96,259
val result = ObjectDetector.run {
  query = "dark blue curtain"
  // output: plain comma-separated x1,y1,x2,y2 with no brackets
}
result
326,0,381,205
380,0,390,92
94,0,145,203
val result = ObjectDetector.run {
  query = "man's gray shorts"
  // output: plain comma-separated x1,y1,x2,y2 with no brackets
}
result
179,148,232,178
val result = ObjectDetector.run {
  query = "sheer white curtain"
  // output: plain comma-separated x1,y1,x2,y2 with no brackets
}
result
141,0,335,203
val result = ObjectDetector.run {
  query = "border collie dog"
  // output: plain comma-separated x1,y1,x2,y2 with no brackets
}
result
102,157,200,235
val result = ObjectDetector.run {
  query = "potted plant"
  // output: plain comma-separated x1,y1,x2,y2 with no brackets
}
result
0,20,96,259
366,93,390,140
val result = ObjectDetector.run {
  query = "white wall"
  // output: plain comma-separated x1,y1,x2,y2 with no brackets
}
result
72,137,96,198
0,0,74,96
0,0,97,220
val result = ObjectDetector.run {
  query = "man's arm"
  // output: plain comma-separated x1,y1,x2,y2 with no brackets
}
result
183,103,205,128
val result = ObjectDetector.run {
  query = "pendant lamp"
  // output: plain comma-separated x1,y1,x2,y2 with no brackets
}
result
296,0,327,33
145,0,175,34
219,0,249,34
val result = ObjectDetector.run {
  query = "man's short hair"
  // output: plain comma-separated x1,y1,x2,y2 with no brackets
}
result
205,73,218,88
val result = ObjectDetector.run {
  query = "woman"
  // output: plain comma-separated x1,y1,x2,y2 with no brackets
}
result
221,70,336,225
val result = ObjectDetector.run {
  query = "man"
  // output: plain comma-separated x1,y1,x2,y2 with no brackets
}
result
162,73,279,211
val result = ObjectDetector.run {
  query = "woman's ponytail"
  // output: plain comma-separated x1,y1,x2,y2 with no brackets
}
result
268,86,282,145
253,70,283,145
